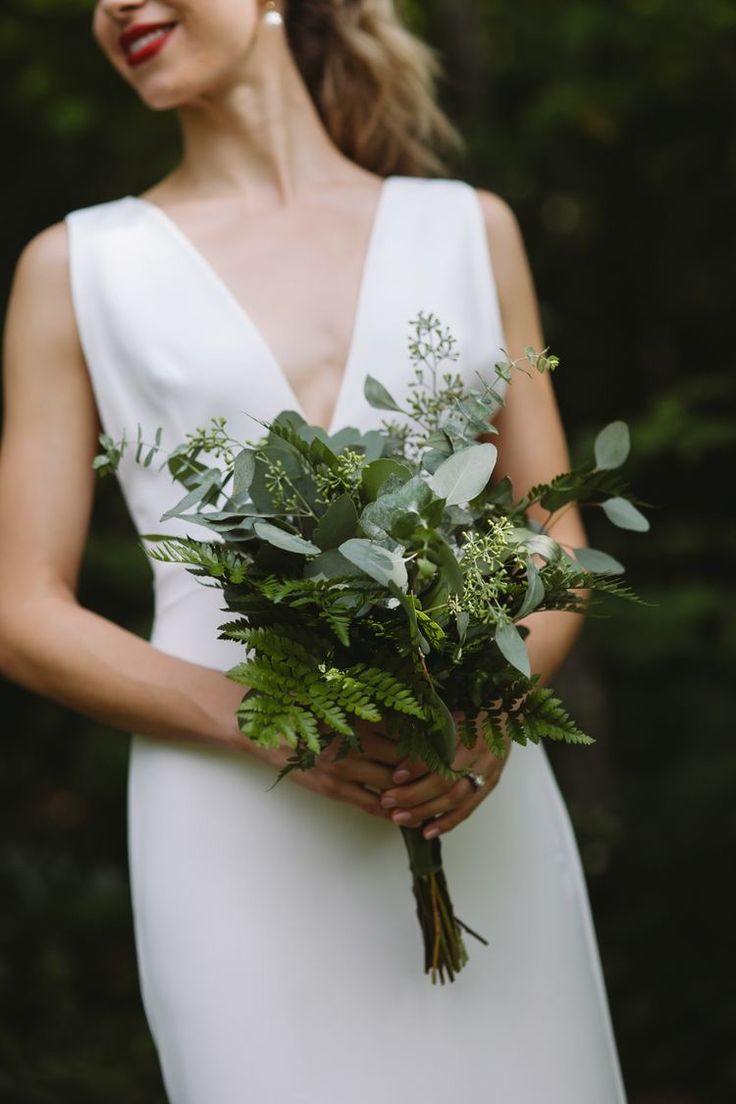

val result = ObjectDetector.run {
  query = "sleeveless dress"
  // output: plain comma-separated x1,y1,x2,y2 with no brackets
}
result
65,175,627,1104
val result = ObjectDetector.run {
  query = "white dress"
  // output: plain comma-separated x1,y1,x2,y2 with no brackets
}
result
65,175,628,1103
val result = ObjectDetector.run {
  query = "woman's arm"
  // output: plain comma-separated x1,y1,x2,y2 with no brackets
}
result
479,188,589,685
0,222,400,820
381,189,589,835
0,222,254,753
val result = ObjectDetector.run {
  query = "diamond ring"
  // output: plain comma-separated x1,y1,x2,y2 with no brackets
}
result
466,771,486,792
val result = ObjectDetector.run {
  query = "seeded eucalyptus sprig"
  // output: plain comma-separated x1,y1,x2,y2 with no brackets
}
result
94,310,649,984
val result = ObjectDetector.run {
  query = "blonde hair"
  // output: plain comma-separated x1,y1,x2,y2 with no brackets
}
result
285,0,465,177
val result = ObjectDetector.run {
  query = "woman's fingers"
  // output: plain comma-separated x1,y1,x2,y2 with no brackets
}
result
384,778,472,827
317,734,401,791
400,774,502,834
390,755,429,785
358,729,405,766
289,767,392,820
330,755,397,792
380,770,449,812
420,783,491,837
337,781,392,819
383,744,506,832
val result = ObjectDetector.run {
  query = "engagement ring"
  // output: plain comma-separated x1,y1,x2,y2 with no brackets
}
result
467,771,486,792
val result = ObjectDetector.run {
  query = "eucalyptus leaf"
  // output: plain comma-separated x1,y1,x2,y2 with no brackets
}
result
422,534,464,613
308,435,339,470
338,538,408,590
253,522,321,557
329,426,364,451
426,689,458,766
232,449,257,496
574,546,625,574
443,504,475,528
594,421,630,470
496,622,531,677
249,439,316,513
361,458,413,502
601,496,650,532
361,430,389,462
297,424,329,445
160,472,220,521
456,611,470,643
360,475,436,540
364,374,404,413
271,409,306,432
304,549,366,580
313,494,359,550
484,475,514,507
421,449,448,475
424,430,453,453
167,447,208,490
511,529,561,562
516,561,545,619
388,583,424,652
430,443,497,506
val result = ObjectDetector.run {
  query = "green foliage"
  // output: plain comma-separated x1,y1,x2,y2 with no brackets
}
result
228,624,427,775
97,312,646,781
506,684,594,747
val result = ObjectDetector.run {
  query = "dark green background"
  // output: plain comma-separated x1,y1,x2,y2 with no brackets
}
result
1,1,734,1100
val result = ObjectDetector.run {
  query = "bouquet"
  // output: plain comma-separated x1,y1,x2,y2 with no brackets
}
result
95,311,649,983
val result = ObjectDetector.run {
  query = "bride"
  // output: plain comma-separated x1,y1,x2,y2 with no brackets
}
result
0,1,628,1100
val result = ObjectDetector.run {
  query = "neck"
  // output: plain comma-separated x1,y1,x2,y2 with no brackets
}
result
166,26,362,207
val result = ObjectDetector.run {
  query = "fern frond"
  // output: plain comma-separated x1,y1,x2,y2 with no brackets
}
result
456,712,479,750
514,686,594,746
347,664,425,717
480,711,508,759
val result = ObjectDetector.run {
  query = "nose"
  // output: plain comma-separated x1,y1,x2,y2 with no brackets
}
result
98,0,148,23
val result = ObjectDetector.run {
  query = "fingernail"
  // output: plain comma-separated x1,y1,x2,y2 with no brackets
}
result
393,810,412,823
393,769,411,783
380,795,397,808
424,827,440,839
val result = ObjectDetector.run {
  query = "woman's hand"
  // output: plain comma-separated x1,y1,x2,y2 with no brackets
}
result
377,712,511,840
269,722,402,822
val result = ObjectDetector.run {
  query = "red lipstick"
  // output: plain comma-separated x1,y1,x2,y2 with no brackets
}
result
120,22,176,68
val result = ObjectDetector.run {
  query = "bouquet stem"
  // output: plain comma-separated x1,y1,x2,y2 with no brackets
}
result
399,825,488,984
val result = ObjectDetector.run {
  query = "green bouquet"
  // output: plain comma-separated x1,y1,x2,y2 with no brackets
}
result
95,311,649,983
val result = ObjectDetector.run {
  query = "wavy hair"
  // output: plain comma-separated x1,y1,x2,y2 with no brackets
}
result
285,0,465,177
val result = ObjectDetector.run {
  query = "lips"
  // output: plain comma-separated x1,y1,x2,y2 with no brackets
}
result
120,21,177,67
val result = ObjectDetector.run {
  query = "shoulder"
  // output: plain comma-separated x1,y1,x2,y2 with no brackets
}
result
6,222,75,336
13,220,70,287
469,186,536,319
11,196,132,301
414,177,527,270
471,187,526,265
6,221,81,353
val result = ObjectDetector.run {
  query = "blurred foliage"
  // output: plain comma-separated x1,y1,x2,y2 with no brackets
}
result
1,0,735,1100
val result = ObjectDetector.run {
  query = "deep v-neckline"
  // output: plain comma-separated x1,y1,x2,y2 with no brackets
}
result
125,176,397,435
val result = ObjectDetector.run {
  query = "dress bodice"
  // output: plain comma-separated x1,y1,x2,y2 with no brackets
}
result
65,175,509,667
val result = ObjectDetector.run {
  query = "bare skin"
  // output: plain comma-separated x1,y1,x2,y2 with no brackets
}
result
0,0,588,841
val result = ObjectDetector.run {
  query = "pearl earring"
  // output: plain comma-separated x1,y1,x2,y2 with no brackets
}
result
263,1,284,25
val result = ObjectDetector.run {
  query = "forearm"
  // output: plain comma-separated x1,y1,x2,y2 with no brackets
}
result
0,589,268,760
519,606,586,686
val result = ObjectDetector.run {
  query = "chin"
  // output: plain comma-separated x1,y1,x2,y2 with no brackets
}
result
132,56,246,112
136,79,192,112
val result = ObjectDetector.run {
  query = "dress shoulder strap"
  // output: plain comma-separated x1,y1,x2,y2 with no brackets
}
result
355,175,510,404
406,176,508,352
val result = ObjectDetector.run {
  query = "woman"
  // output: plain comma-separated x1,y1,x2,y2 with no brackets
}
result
0,1,627,1100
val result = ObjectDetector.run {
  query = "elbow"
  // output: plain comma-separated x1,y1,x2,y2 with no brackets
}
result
0,593,42,685
0,613,26,683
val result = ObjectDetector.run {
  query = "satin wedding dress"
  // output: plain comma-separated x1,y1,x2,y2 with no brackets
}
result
65,175,627,1103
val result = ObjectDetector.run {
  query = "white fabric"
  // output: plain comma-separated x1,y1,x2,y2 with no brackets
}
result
65,175,627,1103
